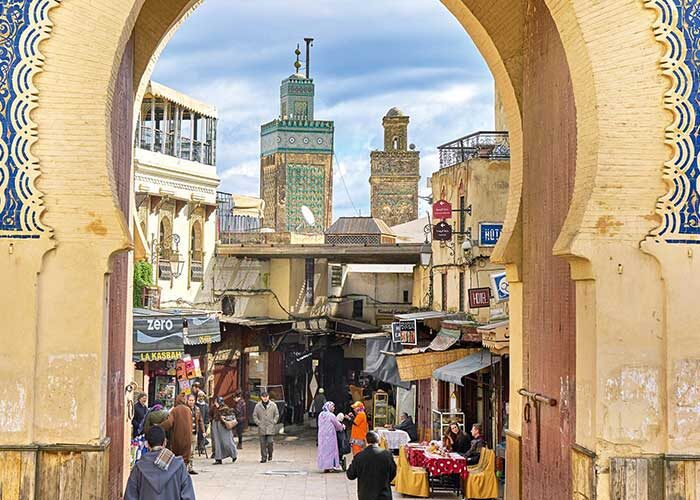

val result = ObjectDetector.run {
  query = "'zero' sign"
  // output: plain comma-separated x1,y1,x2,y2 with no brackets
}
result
147,319,174,331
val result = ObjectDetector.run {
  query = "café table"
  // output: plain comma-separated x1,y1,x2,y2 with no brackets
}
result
405,444,468,496
375,428,411,450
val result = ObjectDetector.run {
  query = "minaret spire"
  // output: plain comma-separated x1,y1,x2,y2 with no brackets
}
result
294,44,302,74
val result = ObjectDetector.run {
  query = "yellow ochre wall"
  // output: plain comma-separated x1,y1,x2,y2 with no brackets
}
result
2,1,700,499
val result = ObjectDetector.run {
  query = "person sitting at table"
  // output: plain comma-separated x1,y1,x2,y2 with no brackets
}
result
394,412,418,442
465,423,486,465
444,422,470,454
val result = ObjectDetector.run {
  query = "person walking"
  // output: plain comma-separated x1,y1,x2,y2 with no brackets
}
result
142,400,169,435
232,391,247,449
132,393,148,438
310,388,326,428
160,392,196,474
195,393,209,455
346,431,397,500
124,426,196,500
317,401,344,472
349,401,368,456
210,396,238,465
252,392,279,463
186,394,205,467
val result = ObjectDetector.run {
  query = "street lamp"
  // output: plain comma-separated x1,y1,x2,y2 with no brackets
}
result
420,242,432,267
152,233,185,278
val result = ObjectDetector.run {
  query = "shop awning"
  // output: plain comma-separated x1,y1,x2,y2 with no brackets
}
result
364,337,410,389
426,328,461,351
394,311,453,322
184,313,221,345
432,350,500,386
394,348,476,382
478,320,509,354
133,308,185,354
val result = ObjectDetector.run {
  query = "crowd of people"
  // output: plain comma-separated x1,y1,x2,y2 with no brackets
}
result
126,385,486,500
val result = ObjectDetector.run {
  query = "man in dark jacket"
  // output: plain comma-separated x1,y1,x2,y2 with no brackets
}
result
132,393,148,438
465,423,486,465
124,426,195,500
232,391,247,449
395,412,418,442
346,431,397,500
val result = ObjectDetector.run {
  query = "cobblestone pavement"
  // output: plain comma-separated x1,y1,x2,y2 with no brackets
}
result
190,427,464,500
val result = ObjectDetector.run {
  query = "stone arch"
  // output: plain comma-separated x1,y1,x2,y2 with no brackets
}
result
9,1,679,499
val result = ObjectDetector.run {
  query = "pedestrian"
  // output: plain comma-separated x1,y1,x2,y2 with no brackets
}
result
186,394,206,467
190,381,202,400
465,423,486,465
317,401,344,472
209,396,238,465
232,390,247,449
349,401,368,456
394,412,418,442
336,412,352,471
124,425,196,500
142,400,169,435
252,391,279,463
132,392,148,438
160,391,196,474
310,388,326,425
346,431,397,500
195,393,209,455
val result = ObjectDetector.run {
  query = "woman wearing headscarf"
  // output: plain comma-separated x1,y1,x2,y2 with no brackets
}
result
317,401,344,472
349,401,368,456
210,396,238,465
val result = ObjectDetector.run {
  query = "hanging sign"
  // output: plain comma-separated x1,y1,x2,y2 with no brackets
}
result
433,221,453,241
490,271,510,303
479,222,503,247
468,287,492,308
399,319,418,346
432,200,453,220
391,322,402,343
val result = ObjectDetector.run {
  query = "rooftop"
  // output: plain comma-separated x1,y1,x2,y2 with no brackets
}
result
326,216,394,235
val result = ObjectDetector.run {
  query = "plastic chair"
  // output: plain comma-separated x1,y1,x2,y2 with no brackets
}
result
395,446,430,498
465,448,498,499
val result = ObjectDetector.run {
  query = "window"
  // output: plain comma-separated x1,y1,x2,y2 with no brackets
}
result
305,258,315,306
392,136,399,150
403,290,410,303
441,273,448,311
190,221,203,282
459,272,465,311
352,299,363,319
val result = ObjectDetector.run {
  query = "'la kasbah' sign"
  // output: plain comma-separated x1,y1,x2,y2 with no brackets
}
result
140,351,183,362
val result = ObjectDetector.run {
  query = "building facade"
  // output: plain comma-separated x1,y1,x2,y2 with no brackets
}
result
369,108,420,227
260,64,334,233
134,81,220,307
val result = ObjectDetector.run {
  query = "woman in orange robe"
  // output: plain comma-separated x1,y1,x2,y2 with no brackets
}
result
350,401,368,455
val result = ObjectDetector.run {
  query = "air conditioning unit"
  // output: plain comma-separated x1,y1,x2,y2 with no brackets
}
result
221,294,236,317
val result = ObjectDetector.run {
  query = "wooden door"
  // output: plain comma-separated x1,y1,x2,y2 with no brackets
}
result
520,0,577,497
416,378,432,441
214,364,239,406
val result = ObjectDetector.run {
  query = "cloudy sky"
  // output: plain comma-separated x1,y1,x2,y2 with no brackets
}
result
152,0,494,218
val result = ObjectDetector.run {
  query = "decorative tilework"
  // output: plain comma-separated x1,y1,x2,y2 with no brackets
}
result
0,0,58,239
646,0,700,243
285,164,325,232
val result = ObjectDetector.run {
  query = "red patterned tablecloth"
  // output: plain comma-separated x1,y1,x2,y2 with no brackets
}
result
406,446,468,479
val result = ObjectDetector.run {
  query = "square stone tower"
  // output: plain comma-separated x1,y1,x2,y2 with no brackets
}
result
260,50,334,232
369,108,420,226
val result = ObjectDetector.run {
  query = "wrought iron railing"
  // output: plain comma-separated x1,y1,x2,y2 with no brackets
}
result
136,126,214,166
216,191,263,244
437,131,510,169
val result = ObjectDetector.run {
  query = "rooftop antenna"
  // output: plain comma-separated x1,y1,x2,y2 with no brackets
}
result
294,44,302,74
304,37,314,78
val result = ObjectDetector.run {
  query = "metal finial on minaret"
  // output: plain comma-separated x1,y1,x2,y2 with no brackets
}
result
304,38,314,78
294,44,302,73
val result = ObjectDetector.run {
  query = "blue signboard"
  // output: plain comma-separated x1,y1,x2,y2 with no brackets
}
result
490,271,510,303
479,222,503,247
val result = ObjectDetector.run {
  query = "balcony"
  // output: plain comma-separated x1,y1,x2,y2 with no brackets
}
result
437,131,510,169
136,125,214,166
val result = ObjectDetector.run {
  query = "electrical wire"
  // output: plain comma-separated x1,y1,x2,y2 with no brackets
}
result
333,152,360,216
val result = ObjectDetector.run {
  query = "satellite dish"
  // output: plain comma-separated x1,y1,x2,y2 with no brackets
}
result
301,205,316,226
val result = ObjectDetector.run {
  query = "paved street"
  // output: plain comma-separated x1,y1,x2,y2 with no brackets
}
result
190,428,462,500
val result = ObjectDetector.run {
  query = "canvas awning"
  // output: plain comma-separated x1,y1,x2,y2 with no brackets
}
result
133,308,185,355
364,338,410,389
394,348,478,382
478,320,509,354
184,312,221,345
432,349,500,386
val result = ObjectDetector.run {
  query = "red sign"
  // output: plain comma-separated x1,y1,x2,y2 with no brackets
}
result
432,199,452,220
433,221,453,241
468,287,492,308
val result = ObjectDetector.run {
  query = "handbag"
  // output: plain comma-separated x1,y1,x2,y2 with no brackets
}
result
221,415,238,430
